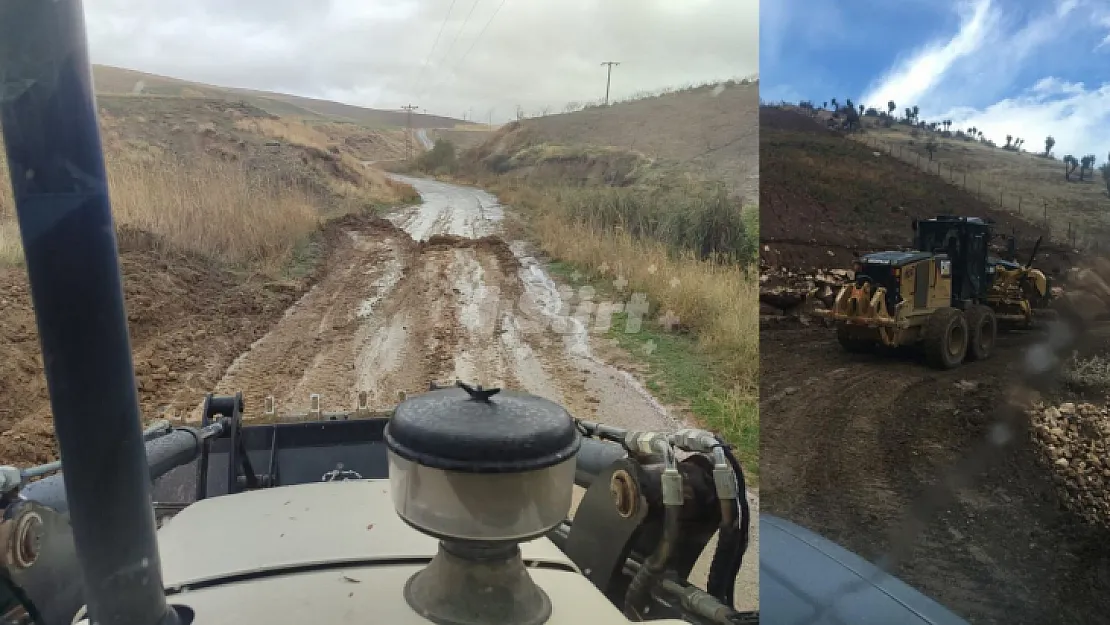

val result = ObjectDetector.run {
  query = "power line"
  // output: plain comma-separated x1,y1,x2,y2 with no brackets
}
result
421,0,510,103
409,0,460,98
422,0,483,98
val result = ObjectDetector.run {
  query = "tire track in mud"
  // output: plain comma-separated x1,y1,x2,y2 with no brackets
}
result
761,322,1110,624
192,176,670,431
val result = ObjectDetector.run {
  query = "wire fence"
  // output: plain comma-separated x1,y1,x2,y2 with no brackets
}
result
853,132,1106,252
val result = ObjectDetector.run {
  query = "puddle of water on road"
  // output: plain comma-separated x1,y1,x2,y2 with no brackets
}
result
388,174,504,240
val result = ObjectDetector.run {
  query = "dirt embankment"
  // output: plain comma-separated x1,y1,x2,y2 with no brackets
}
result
759,107,1077,274
0,222,337,464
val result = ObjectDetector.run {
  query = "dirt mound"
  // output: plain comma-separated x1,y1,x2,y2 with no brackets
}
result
327,213,415,242
419,233,521,289
0,215,387,465
1031,401,1110,528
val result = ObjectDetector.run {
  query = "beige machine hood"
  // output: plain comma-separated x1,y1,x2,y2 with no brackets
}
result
156,479,575,589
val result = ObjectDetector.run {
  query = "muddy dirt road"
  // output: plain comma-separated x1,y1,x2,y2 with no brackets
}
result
761,321,1110,624
172,174,758,610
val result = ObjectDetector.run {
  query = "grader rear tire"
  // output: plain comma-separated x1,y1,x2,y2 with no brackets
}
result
836,324,873,353
965,305,997,361
923,307,968,369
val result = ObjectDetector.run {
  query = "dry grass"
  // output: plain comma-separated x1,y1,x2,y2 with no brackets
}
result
0,151,321,274
502,185,758,388
838,113,1110,243
525,203,759,456
234,117,333,151
107,157,320,272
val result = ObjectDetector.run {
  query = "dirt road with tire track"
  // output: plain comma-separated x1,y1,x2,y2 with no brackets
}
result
161,174,760,611
761,320,1110,624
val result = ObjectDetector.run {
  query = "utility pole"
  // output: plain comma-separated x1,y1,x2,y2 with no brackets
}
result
402,104,418,160
600,61,620,105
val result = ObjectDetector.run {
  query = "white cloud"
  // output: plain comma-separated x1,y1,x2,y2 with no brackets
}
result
860,0,1110,164
81,0,758,122
860,0,996,111
937,80,1110,162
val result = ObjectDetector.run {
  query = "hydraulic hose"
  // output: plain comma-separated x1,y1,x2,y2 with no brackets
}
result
706,437,750,608
624,503,681,620
623,438,682,620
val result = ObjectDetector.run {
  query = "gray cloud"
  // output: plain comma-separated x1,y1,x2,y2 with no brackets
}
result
84,0,757,122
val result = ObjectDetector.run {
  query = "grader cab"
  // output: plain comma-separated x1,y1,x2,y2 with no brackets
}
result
813,216,999,369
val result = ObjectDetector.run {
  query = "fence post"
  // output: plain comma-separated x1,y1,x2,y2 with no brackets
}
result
963,171,967,187
978,180,982,198
999,188,1003,208
1017,195,1021,215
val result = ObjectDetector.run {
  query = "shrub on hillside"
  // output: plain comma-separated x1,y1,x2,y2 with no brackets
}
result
415,139,458,174
553,182,755,263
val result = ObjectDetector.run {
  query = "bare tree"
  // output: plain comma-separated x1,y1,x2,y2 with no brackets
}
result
1044,136,1055,157
514,104,525,121
1080,154,1097,181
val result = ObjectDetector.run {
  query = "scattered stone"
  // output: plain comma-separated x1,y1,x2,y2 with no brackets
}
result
1031,401,1110,528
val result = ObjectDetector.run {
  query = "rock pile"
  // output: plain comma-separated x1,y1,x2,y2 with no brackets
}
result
1030,401,1110,527
759,262,852,316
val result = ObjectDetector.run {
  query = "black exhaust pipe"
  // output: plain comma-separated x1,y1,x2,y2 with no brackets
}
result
0,1,178,624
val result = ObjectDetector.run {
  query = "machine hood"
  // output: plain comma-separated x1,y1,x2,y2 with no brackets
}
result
156,479,577,590
760,514,967,624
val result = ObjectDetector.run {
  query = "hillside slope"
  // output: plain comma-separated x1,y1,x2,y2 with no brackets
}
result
92,65,461,128
759,106,1073,272
467,80,758,201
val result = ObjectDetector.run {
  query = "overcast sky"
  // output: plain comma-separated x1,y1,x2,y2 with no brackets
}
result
84,0,758,122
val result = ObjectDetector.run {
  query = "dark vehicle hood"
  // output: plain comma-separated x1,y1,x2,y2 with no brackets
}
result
759,514,968,625
861,250,932,268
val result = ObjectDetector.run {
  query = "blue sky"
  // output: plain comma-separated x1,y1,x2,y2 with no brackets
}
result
761,0,1110,161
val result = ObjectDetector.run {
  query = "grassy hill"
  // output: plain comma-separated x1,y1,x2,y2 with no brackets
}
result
92,65,463,129
783,103,1110,247
759,106,1078,274
472,80,758,202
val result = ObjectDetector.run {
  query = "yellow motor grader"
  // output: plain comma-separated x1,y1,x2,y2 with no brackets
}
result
986,236,1053,328
812,216,1052,369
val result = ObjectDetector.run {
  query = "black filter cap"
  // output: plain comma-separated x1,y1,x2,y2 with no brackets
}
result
385,383,581,474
